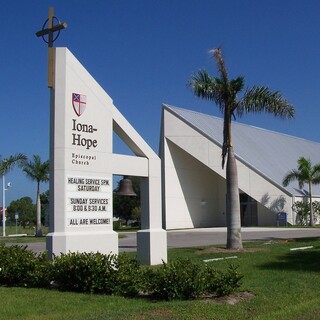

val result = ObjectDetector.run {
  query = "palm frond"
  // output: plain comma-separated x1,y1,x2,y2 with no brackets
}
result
240,86,295,119
189,48,294,172
22,154,49,183
312,164,320,184
189,70,226,112
230,77,245,95
189,70,214,98
282,169,301,187
0,153,27,175
297,157,311,172
283,157,320,189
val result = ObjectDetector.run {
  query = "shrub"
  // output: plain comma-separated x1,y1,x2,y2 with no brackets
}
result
113,253,143,297
144,258,243,300
0,244,52,288
292,201,320,225
113,220,122,230
52,251,118,294
205,264,243,296
0,245,243,300
52,252,143,296
144,258,207,300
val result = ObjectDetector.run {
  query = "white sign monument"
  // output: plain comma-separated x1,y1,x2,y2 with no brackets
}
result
46,47,167,265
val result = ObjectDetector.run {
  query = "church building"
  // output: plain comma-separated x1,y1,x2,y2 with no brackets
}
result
160,104,320,229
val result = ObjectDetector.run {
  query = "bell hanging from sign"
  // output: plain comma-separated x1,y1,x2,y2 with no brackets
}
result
117,177,137,196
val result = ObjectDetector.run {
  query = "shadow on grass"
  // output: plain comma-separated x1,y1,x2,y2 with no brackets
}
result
259,246,320,272
288,237,320,243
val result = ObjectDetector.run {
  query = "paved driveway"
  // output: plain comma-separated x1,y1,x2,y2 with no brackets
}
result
166,227,320,249
11,227,320,254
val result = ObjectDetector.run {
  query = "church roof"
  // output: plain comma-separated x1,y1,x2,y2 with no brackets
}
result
163,104,320,197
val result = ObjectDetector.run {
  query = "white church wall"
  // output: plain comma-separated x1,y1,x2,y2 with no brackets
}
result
163,139,226,229
162,108,295,228
237,163,293,225
257,203,278,225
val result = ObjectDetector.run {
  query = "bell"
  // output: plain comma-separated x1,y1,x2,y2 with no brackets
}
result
117,177,137,196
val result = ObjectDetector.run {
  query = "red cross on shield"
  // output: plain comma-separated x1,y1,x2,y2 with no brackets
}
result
72,93,86,116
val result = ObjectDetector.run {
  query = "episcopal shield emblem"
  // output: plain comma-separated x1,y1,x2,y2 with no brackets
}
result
72,93,86,116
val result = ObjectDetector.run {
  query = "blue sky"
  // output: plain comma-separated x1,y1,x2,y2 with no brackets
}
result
1,0,320,204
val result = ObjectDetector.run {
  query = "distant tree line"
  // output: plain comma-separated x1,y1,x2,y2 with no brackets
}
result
0,154,49,236
6,190,49,227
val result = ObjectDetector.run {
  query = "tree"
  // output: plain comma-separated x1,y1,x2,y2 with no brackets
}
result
7,197,36,227
40,190,49,226
189,48,295,249
22,155,49,236
282,157,320,226
0,153,27,236
113,176,140,226
292,201,320,226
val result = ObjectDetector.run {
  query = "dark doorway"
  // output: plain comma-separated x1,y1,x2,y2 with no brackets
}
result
240,193,258,226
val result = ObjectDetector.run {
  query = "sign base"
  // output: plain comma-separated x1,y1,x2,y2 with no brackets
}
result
46,231,118,257
137,229,167,265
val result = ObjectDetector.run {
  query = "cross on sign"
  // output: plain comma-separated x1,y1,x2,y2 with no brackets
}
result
36,7,67,48
36,7,67,88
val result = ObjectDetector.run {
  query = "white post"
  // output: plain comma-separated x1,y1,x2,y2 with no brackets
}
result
137,158,167,265
2,175,5,237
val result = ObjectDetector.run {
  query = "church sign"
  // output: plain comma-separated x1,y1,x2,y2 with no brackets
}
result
38,8,167,265
47,48,118,256
66,175,112,227
66,92,113,229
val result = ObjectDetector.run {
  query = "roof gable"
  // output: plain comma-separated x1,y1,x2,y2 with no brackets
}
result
164,104,320,197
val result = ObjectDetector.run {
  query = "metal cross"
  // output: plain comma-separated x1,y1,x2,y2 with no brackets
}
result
36,7,67,87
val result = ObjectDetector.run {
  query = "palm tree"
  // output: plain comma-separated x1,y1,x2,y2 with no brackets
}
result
22,155,49,236
189,48,295,249
0,153,27,236
282,157,320,226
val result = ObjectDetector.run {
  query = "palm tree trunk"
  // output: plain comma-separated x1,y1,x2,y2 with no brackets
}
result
226,146,243,249
309,181,315,226
36,182,42,237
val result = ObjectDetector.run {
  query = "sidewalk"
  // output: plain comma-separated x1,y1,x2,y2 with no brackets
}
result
4,227,320,254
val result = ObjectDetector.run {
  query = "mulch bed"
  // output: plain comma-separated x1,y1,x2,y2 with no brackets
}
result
195,247,268,254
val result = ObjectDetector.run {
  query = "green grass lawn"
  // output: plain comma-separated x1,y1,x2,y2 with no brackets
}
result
0,226,47,244
0,225,49,237
1,238,320,319
0,226,130,240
